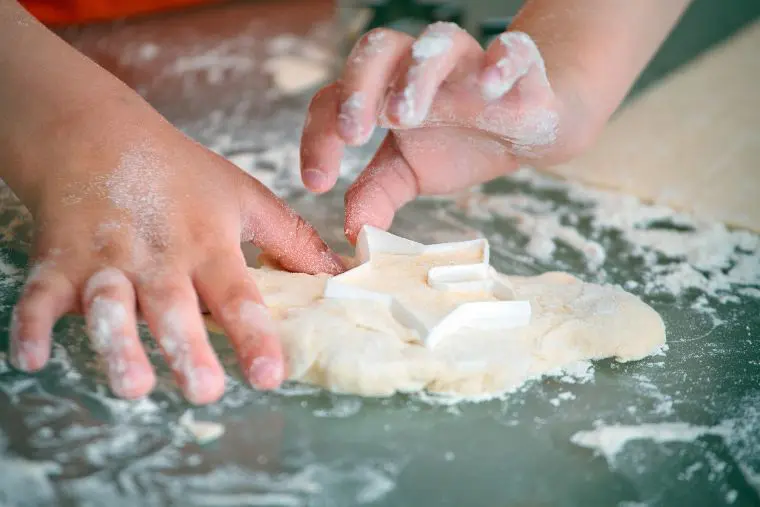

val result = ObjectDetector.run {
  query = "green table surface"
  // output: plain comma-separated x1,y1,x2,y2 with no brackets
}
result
0,1,758,506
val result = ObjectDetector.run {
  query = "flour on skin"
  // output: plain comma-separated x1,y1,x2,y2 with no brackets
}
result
338,91,372,143
396,22,459,126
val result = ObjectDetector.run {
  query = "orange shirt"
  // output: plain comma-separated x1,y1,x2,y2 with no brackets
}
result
20,0,218,25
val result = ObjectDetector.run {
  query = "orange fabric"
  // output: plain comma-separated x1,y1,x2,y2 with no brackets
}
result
21,0,218,25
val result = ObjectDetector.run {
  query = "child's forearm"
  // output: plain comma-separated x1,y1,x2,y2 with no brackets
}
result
510,0,692,149
0,2,146,207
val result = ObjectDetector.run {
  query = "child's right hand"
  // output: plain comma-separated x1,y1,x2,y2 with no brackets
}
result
1,0,344,405
6,91,343,405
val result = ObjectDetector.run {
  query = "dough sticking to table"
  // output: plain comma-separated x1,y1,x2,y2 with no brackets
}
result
207,241,665,398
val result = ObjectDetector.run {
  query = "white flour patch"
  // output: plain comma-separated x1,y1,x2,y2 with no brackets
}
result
0,254,22,282
168,46,255,85
449,168,760,303
396,23,458,126
411,30,453,61
178,410,225,444
338,92,372,141
475,107,559,156
158,306,199,394
87,297,127,354
570,421,734,465
106,147,169,247
350,29,387,65
462,192,606,269
312,397,362,418
136,42,160,62
545,360,595,384
571,393,760,497
263,56,329,95
482,32,547,103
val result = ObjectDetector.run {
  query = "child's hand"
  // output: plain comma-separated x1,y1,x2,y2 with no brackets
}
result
301,23,590,242
9,95,343,404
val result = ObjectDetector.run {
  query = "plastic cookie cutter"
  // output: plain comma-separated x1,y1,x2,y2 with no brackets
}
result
324,225,532,348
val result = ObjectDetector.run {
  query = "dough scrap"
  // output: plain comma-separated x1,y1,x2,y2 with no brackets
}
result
546,20,760,232
206,255,666,398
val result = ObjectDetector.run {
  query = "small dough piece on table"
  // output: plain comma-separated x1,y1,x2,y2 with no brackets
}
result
206,256,665,399
546,20,760,232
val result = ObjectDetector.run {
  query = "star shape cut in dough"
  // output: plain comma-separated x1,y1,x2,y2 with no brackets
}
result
323,226,531,348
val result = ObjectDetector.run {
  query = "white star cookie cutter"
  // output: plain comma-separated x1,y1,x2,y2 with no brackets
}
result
323,226,531,348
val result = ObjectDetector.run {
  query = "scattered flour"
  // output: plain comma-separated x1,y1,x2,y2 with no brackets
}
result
570,421,734,465
106,147,170,247
0,13,753,506
0,458,60,505
571,393,760,499
349,29,387,65
411,26,454,60
313,397,362,419
263,56,330,95
450,167,760,301
168,47,254,85
178,410,226,444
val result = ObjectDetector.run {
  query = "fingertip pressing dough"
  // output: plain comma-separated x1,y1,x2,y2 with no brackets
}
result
206,237,665,399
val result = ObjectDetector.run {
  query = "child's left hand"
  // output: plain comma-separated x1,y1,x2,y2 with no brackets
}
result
300,22,592,243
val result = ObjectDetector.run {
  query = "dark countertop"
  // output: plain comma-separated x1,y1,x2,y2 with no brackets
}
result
0,1,757,505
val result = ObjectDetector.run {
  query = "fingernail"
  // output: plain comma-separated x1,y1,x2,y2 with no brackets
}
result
9,340,47,371
8,338,28,371
303,169,327,192
248,356,283,390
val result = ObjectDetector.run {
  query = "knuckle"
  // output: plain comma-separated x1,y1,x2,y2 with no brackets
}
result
310,82,338,107
83,267,131,304
344,181,360,206
137,274,188,311
291,215,321,248
349,28,400,63
143,232,171,256
360,28,392,48
219,281,258,322
191,224,226,254
92,231,131,265
20,278,55,306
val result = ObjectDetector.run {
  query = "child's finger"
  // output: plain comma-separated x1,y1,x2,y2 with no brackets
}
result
337,28,414,144
480,31,551,103
383,22,481,128
238,173,344,276
10,264,76,372
343,134,417,244
300,83,345,194
83,268,155,399
193,253,284,390
136,273,226,405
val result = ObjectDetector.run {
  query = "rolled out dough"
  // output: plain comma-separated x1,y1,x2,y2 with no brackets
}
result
547,20,760,232
207,254,665,398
